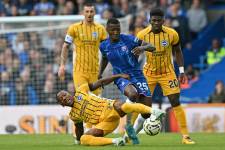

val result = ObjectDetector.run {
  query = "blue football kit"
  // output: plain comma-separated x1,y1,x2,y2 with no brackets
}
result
100,34,151,96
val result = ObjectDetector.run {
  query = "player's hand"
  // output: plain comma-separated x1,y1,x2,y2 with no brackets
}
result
148,44,156,52
119,74,130,80
98,74,102,79
179,73,188,84
131,46,144,56
58,65,65,81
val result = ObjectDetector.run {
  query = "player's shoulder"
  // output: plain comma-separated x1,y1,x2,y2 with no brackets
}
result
71,21,82,27
100,38,109,47
162,26,178,35
137,26,151,37
94,22,105,29
120,34,133,39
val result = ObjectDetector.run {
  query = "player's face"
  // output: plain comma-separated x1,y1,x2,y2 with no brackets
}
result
83,6,95,23
107,23,121,42
57,90,74,107
150,16,164,33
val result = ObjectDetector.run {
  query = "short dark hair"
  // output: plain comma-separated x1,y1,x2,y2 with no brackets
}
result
83,2,95,7
150,8,164,17
107,18,120,26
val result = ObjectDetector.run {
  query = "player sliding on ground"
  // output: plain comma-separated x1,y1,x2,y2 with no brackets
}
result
56,74,165,146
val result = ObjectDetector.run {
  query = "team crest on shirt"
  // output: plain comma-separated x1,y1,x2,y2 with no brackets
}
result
121,46,128,52
92,32,98,38
77,95,83,102
161,40,169,47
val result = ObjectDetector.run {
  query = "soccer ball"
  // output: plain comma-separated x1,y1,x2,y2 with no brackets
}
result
143,117,161,136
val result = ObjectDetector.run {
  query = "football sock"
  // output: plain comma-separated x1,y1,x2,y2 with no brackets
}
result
80,135,113,146
121,103,151,114
173,105,189,135
133,114,145,134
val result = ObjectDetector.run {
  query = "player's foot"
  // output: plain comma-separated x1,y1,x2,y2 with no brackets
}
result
123,132,131,144
182,136,195,144
125,124,140,145
113,137,126,146
151,108,166,120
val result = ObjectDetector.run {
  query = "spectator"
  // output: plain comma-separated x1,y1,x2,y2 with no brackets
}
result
166,0,186,17
187,0,207,40
95,0,109,15
101,8,113,20
33,0,55,16
41,72,56,104
17,0,33,16
129,13,146,36
111,0,123,18
185,64,199,82
0,52,7,72
208,80,225,103
207,38,225,65
9,5,19,16
166,3,191,48
62,1,75,15
55,0,65,15
0,71,11,105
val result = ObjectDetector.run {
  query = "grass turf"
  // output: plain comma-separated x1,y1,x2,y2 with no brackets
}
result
0,133,224,150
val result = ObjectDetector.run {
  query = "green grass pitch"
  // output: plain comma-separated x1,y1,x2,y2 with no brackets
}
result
0,133,224,150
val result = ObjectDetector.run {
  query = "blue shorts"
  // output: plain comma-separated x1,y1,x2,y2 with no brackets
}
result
114,75,151,97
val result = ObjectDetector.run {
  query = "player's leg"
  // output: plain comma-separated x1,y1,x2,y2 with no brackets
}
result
167,93,195,144
123,84,141,144
81,128,124,146
160,73,195,144
114,78,140,144
116,97,165,118
132,76,156,134
88,72,101,95
73,71,88,89
80,111,124,146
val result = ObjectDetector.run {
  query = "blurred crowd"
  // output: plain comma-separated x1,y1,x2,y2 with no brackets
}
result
1,0,209,46
0,0,224,105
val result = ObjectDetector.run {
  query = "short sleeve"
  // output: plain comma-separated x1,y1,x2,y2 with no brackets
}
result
100,27,107,41
77,83,90,93
136,31,143,40
65,25,75,44
172,30,180,46
99,42,106,56
127,35,142,48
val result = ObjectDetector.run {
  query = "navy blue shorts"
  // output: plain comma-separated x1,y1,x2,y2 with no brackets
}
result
114,76,151,97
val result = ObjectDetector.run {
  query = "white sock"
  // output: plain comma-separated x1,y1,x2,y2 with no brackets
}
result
133,114,145,134
112,138,117,144
125,98,133,103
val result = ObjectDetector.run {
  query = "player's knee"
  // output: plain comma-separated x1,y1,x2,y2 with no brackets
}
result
80,135,91,145
128,92,139,102
113,100,126,117
141,113,150,119
168,94,180,107
85,128,104,137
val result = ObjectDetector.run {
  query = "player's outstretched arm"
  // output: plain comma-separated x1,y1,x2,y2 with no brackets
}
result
58,42,70,80
98,55,108,79
89,74,130,91
74,122,84,144
132,41,156,56
173,44,187,84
